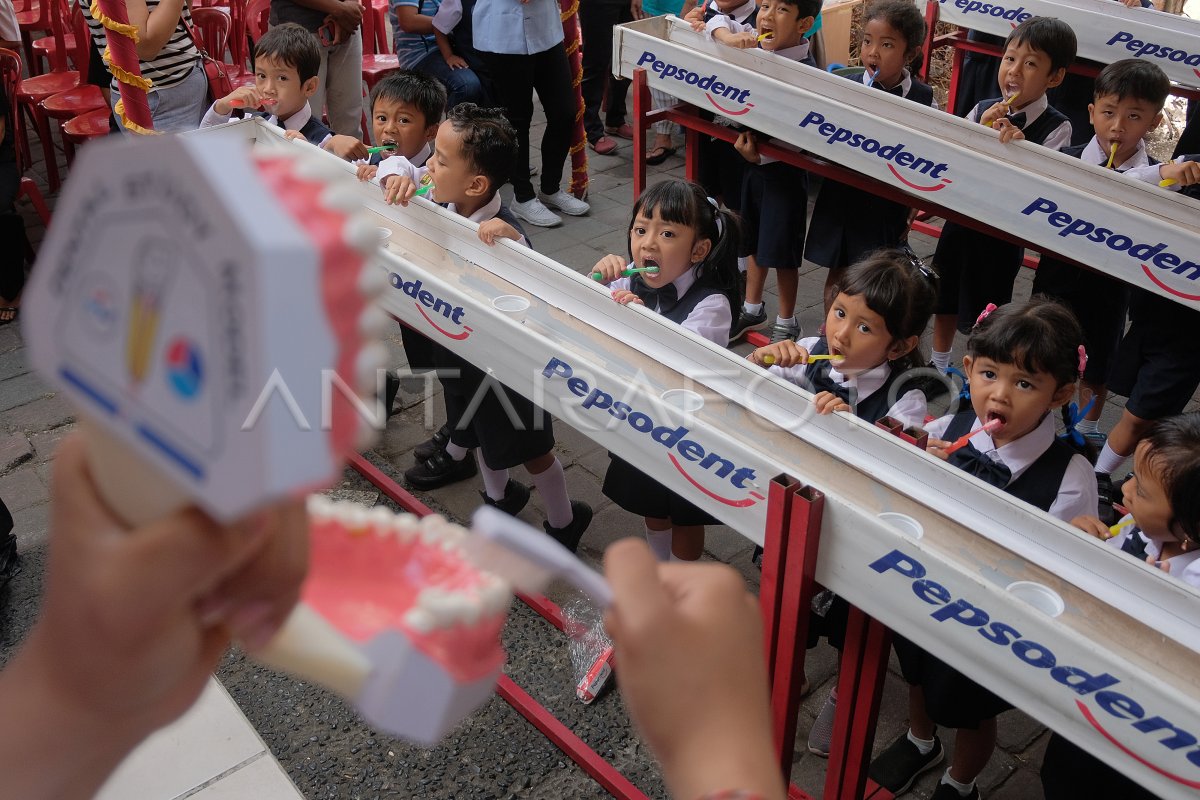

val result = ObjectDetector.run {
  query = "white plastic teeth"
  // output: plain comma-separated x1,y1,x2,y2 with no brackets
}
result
358,306,391,339
320,183,362,219
343,216,380,258
292,150,346,185
357,264,390,298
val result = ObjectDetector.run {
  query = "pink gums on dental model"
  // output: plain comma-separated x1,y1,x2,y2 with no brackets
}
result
303,498,509,682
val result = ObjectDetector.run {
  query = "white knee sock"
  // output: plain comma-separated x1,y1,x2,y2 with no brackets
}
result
530,457,573,528
445,442,469,461
475,451,509,501
907,729,936,755
1095,442,1127,475
743,301,764,315
940,770,975,796
931,350,952,372
645,526,672,562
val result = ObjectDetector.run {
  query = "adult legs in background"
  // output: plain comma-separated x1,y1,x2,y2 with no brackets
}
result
480,50,537,201
530,42,576,196
646,87,677,163
312,28,364,135
580,0,630,150
114,62,208,133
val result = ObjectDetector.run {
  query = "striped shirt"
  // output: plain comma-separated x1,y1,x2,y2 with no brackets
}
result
84,0,199,90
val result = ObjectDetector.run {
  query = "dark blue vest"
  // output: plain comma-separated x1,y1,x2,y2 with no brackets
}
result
970,97,1069,146
801,339,906,424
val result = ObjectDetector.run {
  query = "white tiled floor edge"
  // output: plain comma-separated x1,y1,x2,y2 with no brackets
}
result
95,678,303,800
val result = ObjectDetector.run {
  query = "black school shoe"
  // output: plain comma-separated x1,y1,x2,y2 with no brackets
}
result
0,533,19,592
481,480,531,516
404,449,478,490
930,782,979,800
543,501,593,553
414,424,452,462
869,733,945,796
1096,472,1118,526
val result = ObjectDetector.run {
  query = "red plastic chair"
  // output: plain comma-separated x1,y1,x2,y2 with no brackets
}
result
358,5,398,139
61,106,112,165
13,0,78,192
0,49,53,228
41,3,107,142
191,6,232,63
15,0,52,76
370,0,389,55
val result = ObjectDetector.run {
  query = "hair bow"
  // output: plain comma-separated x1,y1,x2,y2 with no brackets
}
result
706,196,724,236
1077,344,1088,376
973,303,998,328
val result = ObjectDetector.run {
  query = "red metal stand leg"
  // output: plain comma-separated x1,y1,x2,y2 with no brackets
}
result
685,124,701,184
760,474,801,685
632,67,649,199
946,43,965,119
920,1,938,83
824,606,894,800
496,676,651,800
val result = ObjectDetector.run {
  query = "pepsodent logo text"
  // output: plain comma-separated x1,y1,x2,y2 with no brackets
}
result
636,51,754,116
388,269,472,339
798,112,953,191
874,549,1200,788
937,0,1031,23
1022,198,1200,301
542,357,764,507
1107,32,1200,79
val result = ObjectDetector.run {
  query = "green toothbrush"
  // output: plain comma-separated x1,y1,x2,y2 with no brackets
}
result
591,266,661,281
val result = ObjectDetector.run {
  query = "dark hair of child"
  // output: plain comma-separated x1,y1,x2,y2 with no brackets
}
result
1093,59,1171,110
863,0,927,64
628,179,743,315
830,248,938,371
255,23,322,84
967,296,1083,389
445,103,518,194
1004,17,1077,73
1142,413,1200,544
370,70,448,128
776,0,822,21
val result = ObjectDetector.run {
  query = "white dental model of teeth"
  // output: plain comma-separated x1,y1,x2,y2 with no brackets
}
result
23,135,389,526
255,496,512,745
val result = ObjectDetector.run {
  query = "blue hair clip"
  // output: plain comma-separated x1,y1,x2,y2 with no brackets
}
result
946,364,970,401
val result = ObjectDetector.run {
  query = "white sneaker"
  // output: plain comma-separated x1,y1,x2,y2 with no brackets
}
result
538,189,590,216
510,197,562,228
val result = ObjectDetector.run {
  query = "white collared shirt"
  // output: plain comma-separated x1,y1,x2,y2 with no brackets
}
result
925,412,1097,522
200,102,333,148
608,266,732,346
864,68,940,111
701,0,756,36
769,336,927,428
966,93,1071,151
1079,134,1166,187
1106,513,1200,587
447,194,530,247
704,12,811,67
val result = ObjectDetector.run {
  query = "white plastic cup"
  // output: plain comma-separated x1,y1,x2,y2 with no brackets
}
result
492,295,530,323
1006,581,1065,617
660,389,705,413
877,512,923,540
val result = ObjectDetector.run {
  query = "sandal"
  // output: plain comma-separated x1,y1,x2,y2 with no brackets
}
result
645,145,677,165
0,307,18,326
605,123,635,139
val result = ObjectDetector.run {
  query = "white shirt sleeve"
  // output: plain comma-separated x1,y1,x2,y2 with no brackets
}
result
200,103,233,128
1047,453,1099,524
679,294,733,346
1042,120,1073,153
432,0,462,34
884,389,928,430
375,155,426,184
704,12,750,39
1125,160,1181,191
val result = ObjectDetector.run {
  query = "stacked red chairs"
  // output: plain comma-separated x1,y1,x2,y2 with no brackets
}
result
359,0,398,137
40,0,108,166
370,0,388,55
14,0,52,75
0,48,52,230
12,0,80,192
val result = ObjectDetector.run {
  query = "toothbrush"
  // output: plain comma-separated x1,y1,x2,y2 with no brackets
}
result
467,506,614,607
415,173,435,197
760,353,842,366
1106,142,1118,169
366,144,396,155
988,92,1019,127
591,266,660,280
228,97,278,109
1160,179,1177,187
942,418,1003,455
757,32,773,41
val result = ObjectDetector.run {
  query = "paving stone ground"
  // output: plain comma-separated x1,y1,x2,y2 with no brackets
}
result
4,90,1196,799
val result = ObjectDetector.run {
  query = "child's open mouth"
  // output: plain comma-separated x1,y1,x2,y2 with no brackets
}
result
985,411,1007,429
641,257,660,274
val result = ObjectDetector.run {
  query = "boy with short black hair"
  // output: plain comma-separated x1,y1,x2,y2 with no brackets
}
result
1032,59,1172,466
926,17,1076,392
705,0,819,344
356,70,447,182
200,23,365,160
379,104,594,552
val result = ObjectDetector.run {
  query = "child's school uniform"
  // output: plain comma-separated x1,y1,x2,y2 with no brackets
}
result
1109,288,1200,423
1042,510,1194,800
932,95,1071,332
200,102,333,147
701,25,814,271
428,193,557,467
769,337,927,427
805,69,936,271
894,410,1096,728
1031,136,1157,387
770,336,928,650
602,267,733,523
696,0,759,212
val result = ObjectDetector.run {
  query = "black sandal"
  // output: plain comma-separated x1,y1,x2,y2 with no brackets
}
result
645,146,677,165
0,307,18,326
